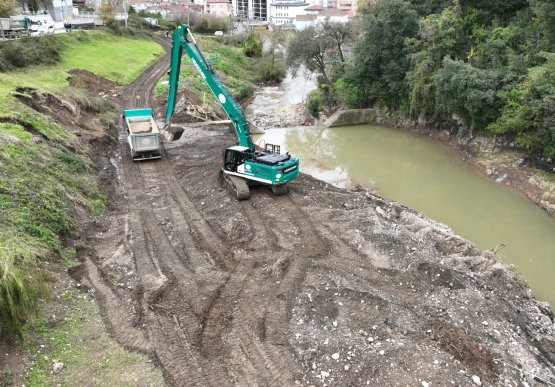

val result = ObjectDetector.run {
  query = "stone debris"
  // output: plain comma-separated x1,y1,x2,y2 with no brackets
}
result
51,360,64,374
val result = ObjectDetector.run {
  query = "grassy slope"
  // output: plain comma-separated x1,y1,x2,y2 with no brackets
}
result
0,31,166,386
0,32,163,103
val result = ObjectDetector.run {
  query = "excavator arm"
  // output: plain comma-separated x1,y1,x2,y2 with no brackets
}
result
165,24,254,152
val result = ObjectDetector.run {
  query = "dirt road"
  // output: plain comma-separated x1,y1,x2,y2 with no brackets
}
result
66,38,555,387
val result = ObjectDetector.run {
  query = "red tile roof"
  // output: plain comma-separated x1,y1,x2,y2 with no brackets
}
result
304,4,324,10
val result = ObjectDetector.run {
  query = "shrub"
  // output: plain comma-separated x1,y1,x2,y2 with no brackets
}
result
307,90,322,118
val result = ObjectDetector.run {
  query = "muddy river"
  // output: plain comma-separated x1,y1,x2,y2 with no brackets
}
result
248,76,555,308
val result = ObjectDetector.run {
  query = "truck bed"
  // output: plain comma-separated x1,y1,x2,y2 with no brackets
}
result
127,118,158,134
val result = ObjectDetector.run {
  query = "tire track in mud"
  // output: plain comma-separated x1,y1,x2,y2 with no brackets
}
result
199,191,331,384
82,257,151,351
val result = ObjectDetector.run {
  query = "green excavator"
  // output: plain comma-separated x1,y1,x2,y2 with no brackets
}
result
164,24,300,200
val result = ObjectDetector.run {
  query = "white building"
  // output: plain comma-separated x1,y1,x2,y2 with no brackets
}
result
293,13,315,29
269,0,308,26
127,0,152,13
315,7,348,23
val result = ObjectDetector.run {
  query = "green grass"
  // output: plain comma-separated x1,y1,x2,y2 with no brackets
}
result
0,31,164,104
23,285,166,387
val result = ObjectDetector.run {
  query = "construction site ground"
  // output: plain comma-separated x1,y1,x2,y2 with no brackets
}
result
13,38,555,387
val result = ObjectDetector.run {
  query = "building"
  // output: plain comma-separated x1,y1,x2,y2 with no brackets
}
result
235,0,267,21
316,7,348,22
164,2,202,21
334,0,357,13
303,4,324,14
127,0,152,12
48,0,75,21
144,5,169,17
205,0,233,16
269,0,308,26
293,13,315,29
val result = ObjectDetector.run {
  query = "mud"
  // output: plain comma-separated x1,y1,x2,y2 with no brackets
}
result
16,37,555,387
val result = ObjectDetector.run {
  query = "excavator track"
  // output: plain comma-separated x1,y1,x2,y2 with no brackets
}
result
270,183,288,196
222,171,250,200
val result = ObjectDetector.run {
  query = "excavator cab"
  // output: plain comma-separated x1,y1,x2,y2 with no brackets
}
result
223,145,248,172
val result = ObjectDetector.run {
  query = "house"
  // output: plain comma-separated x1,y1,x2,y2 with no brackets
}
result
164,2,202,21
128,0,152,13
205,0,232,17
315,7,348,22
293,13,316,30
144,5,170,17
303,4,324,14
269,0,308,26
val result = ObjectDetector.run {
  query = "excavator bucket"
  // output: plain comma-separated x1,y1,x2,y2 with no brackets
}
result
163,126,184,142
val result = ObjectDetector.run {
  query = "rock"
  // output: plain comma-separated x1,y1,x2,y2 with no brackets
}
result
321,371,330,378
51,361,64,374
472,375,482,385
376,206,390,219
422,382,429,387
332,353,340,360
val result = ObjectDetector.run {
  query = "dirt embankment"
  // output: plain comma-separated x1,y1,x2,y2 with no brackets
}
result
15,47,555,387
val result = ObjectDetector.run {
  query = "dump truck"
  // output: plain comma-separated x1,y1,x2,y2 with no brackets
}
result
0,16,31,39
123,108,162,161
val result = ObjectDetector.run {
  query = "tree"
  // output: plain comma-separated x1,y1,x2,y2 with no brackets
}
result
244,29,263,57
405,5,465,117
488,52,555,157
346,0,419,109
0,0,16,17
194,17,209,33
433,56,501,129
321,19,353,63
258,29,287,82
98,2,120,32
528,0,555,50
286,24,336,83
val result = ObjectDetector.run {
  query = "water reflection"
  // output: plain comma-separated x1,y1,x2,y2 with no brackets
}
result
255,125,555,307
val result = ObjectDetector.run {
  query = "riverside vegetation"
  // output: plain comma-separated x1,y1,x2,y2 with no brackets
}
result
286,0,555,162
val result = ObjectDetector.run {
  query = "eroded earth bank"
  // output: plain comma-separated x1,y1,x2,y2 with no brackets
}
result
35,40,555,387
